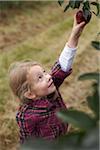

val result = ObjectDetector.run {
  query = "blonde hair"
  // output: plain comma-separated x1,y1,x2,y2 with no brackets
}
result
8,60,40,103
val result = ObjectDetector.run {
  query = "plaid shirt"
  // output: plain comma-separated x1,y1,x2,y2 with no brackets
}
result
16,61,72,143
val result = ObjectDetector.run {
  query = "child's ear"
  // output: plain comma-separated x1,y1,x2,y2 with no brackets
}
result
24,90,36,100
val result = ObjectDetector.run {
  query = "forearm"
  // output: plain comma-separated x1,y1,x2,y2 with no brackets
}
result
67,18,85,48
67,34,79,48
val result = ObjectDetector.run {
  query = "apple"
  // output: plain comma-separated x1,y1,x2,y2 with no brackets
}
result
76,10,92,24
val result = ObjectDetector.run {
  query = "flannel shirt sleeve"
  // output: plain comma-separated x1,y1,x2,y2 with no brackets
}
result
51,61,72,88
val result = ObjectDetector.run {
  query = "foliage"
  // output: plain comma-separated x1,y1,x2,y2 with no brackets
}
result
91,32,100,50
58,0,100,17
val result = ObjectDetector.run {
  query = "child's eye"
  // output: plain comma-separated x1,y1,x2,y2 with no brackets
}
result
38,75,43,80
43,70,48,75
39,76,42,79
43,70,46,73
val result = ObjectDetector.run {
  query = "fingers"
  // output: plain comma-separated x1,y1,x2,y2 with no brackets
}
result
79,21,86,28
73,14,77,26
77,21,86,34
73,13,86,28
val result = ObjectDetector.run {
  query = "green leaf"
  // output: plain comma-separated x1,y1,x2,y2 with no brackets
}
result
21,134,85,150
58,0,64,6
91,41,100,50
87,87,99,120
81,127,99,149
57,109,96,130
57,131,85,149
91,1,100,16
21,138,56,150
83,0,90,11
63,0,82,12
69,0,82,9
64,4,70,12
78,72,99,81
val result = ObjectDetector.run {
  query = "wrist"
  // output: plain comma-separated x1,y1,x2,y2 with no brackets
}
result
67,34,79,48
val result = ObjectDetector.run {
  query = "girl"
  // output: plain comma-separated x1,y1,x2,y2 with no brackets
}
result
9,15,86,143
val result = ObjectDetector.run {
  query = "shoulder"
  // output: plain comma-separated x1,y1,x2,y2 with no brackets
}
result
16,104,37,121
16,101,48,122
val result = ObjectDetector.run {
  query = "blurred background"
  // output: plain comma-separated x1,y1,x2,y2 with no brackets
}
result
0,1,99,150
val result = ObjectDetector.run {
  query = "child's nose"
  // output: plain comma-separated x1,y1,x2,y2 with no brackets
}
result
46,73,52,81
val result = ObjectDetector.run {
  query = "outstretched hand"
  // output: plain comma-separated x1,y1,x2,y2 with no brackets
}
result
72,14,86,39
67,14,86,48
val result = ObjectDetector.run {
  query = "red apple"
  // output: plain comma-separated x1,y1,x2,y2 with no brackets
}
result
76,10,92,24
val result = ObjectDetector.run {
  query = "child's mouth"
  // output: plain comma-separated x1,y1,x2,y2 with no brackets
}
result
48,81,53,88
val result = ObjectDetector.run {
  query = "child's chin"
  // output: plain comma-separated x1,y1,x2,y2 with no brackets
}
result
50,88,56,94
47,91,56,98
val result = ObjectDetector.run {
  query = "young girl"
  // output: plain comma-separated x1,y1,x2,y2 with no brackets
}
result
9,15,86,143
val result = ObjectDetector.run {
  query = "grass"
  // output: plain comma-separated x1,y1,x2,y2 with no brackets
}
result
0,4,75,149
0,17,72,108
0,7,98,112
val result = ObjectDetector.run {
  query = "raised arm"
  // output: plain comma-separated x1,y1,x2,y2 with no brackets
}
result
59,15,86,72
51,15,86,88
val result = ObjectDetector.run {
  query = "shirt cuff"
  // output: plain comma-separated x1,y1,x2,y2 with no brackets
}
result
59,43,77,72
65,43,77,51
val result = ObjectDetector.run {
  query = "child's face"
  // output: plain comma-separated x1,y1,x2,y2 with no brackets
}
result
27,65,56,98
